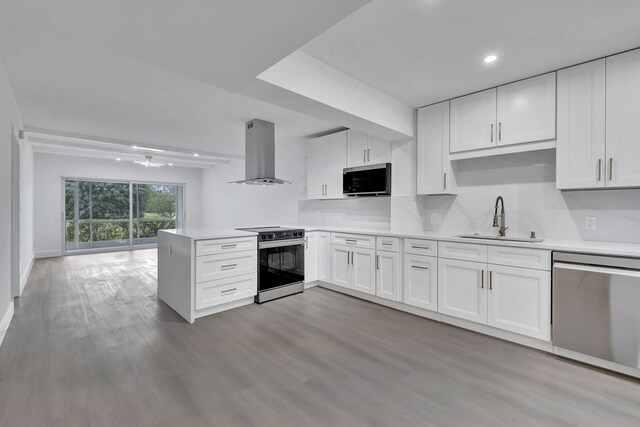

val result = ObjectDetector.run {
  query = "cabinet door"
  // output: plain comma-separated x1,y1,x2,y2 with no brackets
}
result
352,248,376,295
438,258,487,324
417,101,454,195
305,232,318,283
331,246,351,288
557,60,606,189
367,135,391,165
307,139,326,199
324,131,348,198
487,264,550,341
403,254,437,311
450,88,496,153
346,130,369,167
496,73,556,146
376,250,401,301
606,49,640,187
317,232,332,282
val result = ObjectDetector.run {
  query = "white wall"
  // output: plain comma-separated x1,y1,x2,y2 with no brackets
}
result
299,138,640,244
200,139,306,228
0,58,23,339
33,152,203,257
19,138,34,292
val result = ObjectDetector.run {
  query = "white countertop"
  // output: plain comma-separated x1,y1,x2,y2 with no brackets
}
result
296,225,640,258
159,228,257,240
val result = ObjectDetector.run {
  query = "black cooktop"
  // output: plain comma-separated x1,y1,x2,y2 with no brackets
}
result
236,226,305,241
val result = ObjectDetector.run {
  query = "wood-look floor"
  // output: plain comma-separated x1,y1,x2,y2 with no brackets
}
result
1,250,640,426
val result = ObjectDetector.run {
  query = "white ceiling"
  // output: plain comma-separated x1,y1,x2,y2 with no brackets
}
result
0,0,369,157
302,0,640,107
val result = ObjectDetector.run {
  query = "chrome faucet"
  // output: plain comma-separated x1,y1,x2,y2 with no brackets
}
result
493,196,508,236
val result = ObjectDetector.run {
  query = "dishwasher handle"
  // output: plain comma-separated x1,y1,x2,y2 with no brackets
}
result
554,262,640,279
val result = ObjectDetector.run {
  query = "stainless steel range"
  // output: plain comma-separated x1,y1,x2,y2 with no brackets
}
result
236,226,305,303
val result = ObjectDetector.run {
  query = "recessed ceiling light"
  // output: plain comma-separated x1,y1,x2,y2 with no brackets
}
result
484,54,498,64
193,153,199,157
116,158,121,161
168,163,173,166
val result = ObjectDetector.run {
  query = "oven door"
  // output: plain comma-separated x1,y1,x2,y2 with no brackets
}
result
258,239,305,292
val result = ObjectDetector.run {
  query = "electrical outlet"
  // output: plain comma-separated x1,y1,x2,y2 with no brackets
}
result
430,213,442,225
585,216,597,230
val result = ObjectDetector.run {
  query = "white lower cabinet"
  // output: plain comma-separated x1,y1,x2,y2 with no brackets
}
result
403,254,437,311
376,250,401,302
487,264,550,340
352,248,376,295
305,232,318,283
438,258,487,323
331,243,376,295
331,245,352,288
317,232,331,283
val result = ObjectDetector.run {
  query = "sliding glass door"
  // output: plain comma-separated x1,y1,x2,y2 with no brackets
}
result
65,179,183,253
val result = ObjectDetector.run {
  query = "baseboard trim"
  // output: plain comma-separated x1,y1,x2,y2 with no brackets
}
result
35,250,61,259
0,301,15,350
317,282,552,353
19,256,34,295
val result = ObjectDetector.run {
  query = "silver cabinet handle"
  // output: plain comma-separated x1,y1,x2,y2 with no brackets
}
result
345,239,357,244
364,149,366,163
221,244,237,249
221,264,237,270
376,255,380,270
411,265,429,270
498,122,502,141
597,159,602,182
381,241,393,246
411,245,429,250
221,288,237,295
350,251,354,265
491,124,494,142
367,148,370,162
481,270,485,289
609,158,613,181
346,251,350,265
489,271,493,290
443,172,447,190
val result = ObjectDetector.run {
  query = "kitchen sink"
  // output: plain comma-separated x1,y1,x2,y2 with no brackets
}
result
457,234,544,243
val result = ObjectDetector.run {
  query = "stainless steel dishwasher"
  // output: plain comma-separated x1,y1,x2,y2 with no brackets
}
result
553,252,640,376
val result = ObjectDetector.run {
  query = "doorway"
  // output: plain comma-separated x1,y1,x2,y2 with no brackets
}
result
63,179,184,254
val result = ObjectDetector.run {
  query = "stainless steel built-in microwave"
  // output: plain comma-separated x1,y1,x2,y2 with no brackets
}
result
343,163,392,197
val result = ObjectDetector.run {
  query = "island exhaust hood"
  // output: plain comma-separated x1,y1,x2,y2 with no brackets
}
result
230,119,290,185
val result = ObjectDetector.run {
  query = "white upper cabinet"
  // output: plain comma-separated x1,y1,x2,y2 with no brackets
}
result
557,60,606,190
450,88,497,153
307,131,347,199
496,72,557,146
449,73,557,157
346,130,391,167
606,49,640,188
417,101,456,195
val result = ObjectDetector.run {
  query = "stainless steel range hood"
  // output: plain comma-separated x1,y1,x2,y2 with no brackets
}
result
230,119,290,185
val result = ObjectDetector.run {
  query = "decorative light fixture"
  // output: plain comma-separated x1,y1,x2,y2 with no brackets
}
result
484,54,498,64
134,155,164,168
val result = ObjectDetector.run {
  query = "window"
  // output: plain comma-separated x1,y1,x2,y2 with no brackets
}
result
64,179,184,253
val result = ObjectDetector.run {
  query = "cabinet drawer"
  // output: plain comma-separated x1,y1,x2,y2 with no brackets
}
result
196,236,256,256
404,238,438,256
196,251,257,283
332,233,375,249
196,273,257,310
377,236,400,252
439,241,488,262
488,246,551,271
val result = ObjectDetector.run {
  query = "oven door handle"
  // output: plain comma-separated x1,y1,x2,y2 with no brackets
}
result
258,238,306,249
